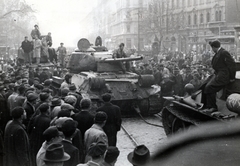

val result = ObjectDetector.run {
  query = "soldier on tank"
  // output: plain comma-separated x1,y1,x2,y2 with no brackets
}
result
113,43,130,73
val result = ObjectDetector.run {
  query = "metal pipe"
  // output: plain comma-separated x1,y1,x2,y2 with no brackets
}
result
121,124,139,147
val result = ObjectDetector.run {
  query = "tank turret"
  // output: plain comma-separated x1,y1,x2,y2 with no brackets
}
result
67,37,143,73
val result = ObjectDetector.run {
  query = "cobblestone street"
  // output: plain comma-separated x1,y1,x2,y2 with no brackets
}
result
116,116,167,166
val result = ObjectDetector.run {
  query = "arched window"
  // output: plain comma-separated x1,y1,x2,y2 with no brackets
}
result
200,13,204,23
215,11,219,21
188,15,191,25
194,14,197,25
219,10,222,21
207,12,210,22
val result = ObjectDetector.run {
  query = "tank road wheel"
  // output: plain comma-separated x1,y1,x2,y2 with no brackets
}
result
162,109,175,136
162,109,188,136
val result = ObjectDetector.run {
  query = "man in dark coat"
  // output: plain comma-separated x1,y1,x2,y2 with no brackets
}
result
28,103,51,166
4,106,31,166
0,86,10,134
61,119,80,166
23,93,38,127
21,36,33,64
96,93,122,146
203,41,236,112
72,98,94,140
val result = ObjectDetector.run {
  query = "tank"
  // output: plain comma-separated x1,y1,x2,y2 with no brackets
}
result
52,37,162,116
161,62,240,136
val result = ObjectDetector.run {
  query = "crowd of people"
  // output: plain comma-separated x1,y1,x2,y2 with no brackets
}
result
0,29,236,166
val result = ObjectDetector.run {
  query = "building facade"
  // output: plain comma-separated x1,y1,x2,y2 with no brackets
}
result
81,0,240,58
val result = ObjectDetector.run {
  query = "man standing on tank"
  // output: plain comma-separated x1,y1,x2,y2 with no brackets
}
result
113,43,130,73
21,36,33,64
203,40,236,113
96,93,122,146
56,42,67,68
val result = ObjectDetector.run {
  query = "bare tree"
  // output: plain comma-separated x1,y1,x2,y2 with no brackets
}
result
139,0,163,52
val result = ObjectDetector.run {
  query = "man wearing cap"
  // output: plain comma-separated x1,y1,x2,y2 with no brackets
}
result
96,93,122,146
127,145,150,166
56,43,67,67
203,40,236,113
81,142,107,165
31,24,41,40
84,112,108,160
4,107,32,166
21,36,33,64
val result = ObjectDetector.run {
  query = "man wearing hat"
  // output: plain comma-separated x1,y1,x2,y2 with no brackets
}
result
56,43,67,67
96,93,122,146
84,111,108,159
100,146,120,166
128,145,150,166
203,40,236,113
41,143,70,166
4,106,32,166
23,92,38,127
36,126,62,166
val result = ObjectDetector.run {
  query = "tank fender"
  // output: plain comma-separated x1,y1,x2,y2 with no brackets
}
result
163,106,202,126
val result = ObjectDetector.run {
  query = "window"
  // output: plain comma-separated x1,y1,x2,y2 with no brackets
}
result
188,15,191,25
219,10,222,21
215,11,219,21
126,38,131,48
200,13,204,23
207,12,210,22
127,24,130,33
194,14,197,25
172,0,175,8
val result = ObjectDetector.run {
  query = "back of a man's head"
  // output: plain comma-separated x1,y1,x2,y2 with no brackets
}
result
61,120,77,138
39,103,50,114
104,146,120,164
12,106,24,119
80,98,91,109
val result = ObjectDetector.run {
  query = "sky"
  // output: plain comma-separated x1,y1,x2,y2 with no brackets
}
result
26,0,98,47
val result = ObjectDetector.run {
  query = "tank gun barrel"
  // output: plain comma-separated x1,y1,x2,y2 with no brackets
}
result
101,56,143,62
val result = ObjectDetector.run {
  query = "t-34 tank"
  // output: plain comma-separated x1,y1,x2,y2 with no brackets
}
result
63,37,162,116
161,62,240,136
